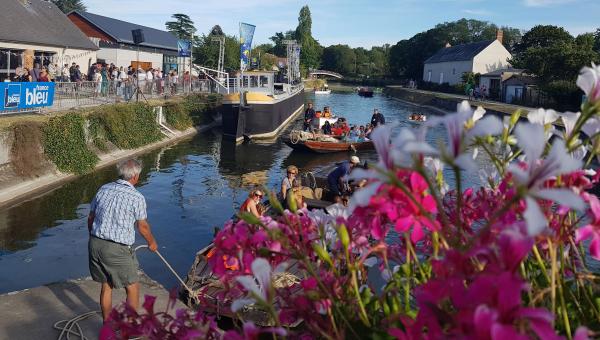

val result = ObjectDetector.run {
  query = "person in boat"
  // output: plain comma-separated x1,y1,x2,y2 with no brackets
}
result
240,188,264,218
322,120,332,135
303,102,315,132
371,109,385,127
281,165,298,201
327,156,360,203
347,125,359,142
287,179,307,210
323,106,332,118
365,124,373,139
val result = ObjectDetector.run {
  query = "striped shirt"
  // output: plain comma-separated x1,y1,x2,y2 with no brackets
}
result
90,179,147,246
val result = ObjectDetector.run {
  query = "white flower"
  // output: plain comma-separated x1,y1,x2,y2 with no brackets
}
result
231,258,286,312
560,112,580,138
527,108,559,126
510,123,585,235
576,63,600,103
428,101,502,173
582,117,600,138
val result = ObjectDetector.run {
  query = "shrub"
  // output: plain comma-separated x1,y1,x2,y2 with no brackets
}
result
43,113,98,174
182,94,220,125
95,103,163,149
163,102,193,130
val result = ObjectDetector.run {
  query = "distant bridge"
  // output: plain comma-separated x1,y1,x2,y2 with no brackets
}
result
308,69,343,79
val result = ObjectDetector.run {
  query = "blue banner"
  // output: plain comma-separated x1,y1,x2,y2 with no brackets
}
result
177,40,192,57
239,22,256,71
2,82,55,111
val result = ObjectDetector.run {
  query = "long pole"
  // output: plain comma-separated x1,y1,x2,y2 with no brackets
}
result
189,33,193,93
136,46,139,102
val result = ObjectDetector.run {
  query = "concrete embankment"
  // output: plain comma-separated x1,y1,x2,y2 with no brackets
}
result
383,86,535,117
0,272,186,339
0,122,217,209
0,95,222,209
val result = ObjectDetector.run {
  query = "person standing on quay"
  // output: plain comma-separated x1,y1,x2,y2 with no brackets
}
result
87,159,158,321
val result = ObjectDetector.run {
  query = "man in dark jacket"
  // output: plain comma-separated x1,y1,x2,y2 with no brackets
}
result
303,102,316,131
370,109,385,127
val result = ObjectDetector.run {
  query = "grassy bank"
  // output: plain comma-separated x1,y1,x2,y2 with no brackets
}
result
4,94,221,176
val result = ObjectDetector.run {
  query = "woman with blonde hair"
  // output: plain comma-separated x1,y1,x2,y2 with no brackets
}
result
281,165,298,200
240,188,264,218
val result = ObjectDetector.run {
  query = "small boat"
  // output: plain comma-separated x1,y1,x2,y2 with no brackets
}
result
408,114,427,123
285,139,374,153
358,87,374,97
314,89,331,95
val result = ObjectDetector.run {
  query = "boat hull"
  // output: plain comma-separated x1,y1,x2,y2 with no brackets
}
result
285,139,374,153
222,88,305,142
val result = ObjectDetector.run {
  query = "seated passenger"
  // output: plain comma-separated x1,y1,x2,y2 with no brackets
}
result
322,120,332,135
281,165,298,200
240,188,264,218
286,179,307,210
347,126,359,142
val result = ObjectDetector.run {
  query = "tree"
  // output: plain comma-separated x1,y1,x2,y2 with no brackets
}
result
594,28,600,53
193,27,239,71
321,45,355,75
270,31,296,57
50,0,86,13
295,6,322,71
511,25,599,83
165,14,197,39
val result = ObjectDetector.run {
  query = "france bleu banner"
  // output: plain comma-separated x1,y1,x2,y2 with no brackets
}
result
2,82,55,112
177,40,192,57
239,22,256,71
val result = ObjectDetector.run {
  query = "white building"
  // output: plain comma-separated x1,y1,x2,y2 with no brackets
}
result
422,31,511,86
0,0,98,81
68,11,180,73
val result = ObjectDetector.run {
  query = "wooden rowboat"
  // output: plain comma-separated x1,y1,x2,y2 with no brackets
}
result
285,139,374,153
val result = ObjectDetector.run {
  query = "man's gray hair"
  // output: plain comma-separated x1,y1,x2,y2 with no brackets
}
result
117,159,142,180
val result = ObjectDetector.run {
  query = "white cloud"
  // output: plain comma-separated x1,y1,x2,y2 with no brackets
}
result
462,9,492,16
523,0,576,7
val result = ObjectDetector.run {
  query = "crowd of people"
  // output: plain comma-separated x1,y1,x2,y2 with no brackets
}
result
303,103,386,142
466,83,488,101
8,61,195,101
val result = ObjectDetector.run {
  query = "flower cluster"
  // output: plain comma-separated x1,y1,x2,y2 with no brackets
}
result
104,64,600,339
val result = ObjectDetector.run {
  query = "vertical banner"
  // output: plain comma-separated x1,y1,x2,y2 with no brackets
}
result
177,40,192,57
239,22,256,71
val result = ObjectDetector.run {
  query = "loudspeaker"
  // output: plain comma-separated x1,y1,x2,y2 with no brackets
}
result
132,29,145,45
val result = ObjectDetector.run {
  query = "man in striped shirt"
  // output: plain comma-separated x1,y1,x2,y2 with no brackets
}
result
88,159,158,321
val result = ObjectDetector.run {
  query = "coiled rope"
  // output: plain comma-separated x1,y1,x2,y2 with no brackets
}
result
53,246,193,340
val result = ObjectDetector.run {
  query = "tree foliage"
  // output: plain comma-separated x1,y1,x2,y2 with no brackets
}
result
193,26,239,71
50,0,86,13
511,25,599,83
269,31,296,57
165,14,197,39
295,6,322,70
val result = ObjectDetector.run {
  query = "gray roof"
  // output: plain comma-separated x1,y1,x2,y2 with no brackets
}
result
424,40,493,64
481,68,524,77
0,0,97,50
72,11,178,50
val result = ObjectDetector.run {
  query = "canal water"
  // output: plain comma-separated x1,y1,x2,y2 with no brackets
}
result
0,91,465,294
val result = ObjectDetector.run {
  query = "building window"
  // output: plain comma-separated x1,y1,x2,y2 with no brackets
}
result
0,49,23,81
439,72,444,84
452,68,456,75
427,70,432,82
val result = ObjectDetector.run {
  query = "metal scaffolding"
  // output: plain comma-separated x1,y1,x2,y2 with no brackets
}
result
283,40,301,85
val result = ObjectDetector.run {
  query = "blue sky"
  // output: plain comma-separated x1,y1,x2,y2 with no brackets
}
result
86,0,599,48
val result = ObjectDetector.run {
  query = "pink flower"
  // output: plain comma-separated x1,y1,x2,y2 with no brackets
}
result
393,172,439,243
576,194,600,260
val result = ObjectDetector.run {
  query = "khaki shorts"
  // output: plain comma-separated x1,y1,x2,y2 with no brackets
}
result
88,236,139,289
